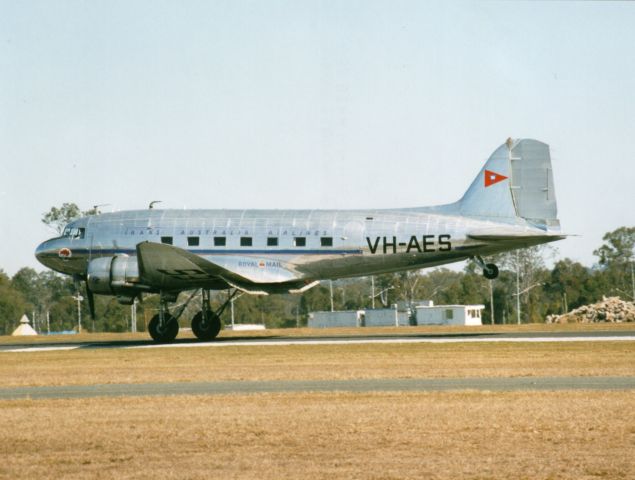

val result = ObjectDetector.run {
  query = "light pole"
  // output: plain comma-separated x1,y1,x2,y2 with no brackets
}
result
489,280,495,325
73,293,83,333
370,286,394,307
131,299,137,333
371,276,375,309
511,282,545,325
516,251,521,325
230,292,244,328
329,280,334,312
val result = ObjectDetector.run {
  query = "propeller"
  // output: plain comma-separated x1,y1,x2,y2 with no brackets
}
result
74,274,96,320
85,284,96,320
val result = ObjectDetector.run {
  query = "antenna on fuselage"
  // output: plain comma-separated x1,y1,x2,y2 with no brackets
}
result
149,200,162,209
91,204,110,215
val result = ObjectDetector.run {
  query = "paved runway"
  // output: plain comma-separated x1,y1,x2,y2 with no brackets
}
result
1,376,634,400
1,329,634,353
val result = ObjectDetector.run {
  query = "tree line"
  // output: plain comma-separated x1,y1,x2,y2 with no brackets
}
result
0,204,632,335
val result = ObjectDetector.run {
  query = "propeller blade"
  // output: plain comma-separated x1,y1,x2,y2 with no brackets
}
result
85,284,96,320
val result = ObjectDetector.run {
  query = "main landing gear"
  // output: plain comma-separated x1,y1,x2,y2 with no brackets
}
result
148,293,182,343
472,256,499,280
148,289,238,343
148,307,179,343
191,289,222,341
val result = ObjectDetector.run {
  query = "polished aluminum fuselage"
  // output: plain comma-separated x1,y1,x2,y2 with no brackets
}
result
35,206,556,287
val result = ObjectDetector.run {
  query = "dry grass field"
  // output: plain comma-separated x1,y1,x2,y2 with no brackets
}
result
1,325,633,479
0,341,633,387
1,391,633,479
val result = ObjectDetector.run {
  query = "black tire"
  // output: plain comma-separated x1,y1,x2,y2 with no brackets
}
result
483,263,499,280
191,310,221,341
148,313,179,343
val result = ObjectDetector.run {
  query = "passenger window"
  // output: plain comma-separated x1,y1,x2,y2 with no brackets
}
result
294,237,306,247
187,236,199,247
214,237,226,247
240,237,252,247
267,237,278,247
77,228,85,239
320,237,333,247
161,236,173,245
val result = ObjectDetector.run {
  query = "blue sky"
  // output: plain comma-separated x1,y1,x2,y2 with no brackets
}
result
1,1,634,275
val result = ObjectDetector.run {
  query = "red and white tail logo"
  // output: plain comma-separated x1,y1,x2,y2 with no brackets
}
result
484,169,508,187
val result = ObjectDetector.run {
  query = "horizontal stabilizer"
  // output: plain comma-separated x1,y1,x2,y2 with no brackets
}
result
467,229,566,247
468,233,566,241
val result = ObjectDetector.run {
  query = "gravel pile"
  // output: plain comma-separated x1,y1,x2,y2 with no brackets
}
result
546,296,635,323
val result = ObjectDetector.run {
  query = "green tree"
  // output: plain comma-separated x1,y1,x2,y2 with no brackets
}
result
593,227,635,266
48,297,78,332
42,203,100,234
11,268,41,311
491,246,555,323
593,226,635,301
544,259,597,313
0,270,28,334
97,298,131,332
299,285,332,317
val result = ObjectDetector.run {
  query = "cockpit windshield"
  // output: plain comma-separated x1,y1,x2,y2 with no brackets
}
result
62,226,85,239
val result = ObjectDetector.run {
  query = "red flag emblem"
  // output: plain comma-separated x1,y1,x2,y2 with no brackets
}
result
484,169,508,187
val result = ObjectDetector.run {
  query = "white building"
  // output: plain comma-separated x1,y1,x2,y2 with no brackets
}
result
308,310,364,328
415,305,485,326
364,306,410,327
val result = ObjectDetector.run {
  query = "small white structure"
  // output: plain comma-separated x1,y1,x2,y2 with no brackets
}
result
411,300,434,308
308,310,364,328
225,324,266,331
365,306,410,327
415,305,484,326
12,315,38,336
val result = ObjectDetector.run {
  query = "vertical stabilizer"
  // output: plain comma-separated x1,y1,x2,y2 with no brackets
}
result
458,140,517,220
458,138,560,231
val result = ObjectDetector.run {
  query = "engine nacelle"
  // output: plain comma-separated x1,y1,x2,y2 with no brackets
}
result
87,255,141,296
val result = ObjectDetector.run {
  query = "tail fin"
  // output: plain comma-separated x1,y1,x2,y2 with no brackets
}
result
458,138,560,231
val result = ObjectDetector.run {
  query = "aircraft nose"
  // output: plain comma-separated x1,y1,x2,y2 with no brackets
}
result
35,239,57,268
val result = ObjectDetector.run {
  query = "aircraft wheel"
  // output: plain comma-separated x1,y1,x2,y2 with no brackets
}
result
483,263,499,280
191,310,221,341
148,314,179,343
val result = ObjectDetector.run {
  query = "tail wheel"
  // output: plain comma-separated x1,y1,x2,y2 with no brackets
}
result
192,310,222,341
483,263,499,280
148,314,179,343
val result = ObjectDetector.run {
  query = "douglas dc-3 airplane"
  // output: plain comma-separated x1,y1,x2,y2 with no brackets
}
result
36,138,565,342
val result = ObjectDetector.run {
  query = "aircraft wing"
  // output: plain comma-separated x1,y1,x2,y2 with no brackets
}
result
135,241,311,294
